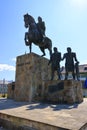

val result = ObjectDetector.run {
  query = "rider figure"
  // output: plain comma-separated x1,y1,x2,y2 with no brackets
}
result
37,16,46,42
28,16,40,41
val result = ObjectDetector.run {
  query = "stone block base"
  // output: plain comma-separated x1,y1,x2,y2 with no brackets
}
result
8,53,83,104
14,53,51,102
34,80,83,104
7,82,15,99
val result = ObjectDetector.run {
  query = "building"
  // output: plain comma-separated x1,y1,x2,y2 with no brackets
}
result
61,64,87,97
0,79,12,94
79,64,87,80
61,64,87,81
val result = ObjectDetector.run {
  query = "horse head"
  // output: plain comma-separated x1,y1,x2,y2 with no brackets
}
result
24,13,35,28
24,13,29,28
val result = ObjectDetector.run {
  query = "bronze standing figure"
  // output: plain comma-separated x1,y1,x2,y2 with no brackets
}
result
48,47,61,80
62,47,79,80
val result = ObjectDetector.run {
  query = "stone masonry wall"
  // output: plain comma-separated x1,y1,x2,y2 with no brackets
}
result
7,82,15,99
34,80,83,104
13,52,83,104
14,53,51,102
45,80,83,104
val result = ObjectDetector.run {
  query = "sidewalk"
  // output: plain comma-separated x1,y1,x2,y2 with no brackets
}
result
0,98,87,130
0,126,7,130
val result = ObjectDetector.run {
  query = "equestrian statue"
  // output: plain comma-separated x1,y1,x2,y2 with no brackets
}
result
23,13,52,57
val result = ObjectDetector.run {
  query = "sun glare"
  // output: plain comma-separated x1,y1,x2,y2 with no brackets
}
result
71,0,87,9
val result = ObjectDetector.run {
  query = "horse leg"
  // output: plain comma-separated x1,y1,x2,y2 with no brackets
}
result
48,46,52,58
24,32,29,46
45,37,52,58
39,47,45,57
49,48,52,57
29,43,32,53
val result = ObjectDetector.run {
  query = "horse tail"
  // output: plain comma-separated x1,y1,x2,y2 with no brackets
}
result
44,37,52,56
46,37,52,48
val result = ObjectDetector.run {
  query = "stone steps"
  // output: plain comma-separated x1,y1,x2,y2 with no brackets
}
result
0,113,66,130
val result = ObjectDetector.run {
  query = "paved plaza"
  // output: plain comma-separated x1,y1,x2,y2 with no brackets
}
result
0,98,87,130
0,127,6,130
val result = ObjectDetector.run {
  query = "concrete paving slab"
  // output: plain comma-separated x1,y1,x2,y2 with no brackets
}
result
0,98,87,130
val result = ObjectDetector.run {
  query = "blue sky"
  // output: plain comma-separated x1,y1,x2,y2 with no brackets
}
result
0,0,87,81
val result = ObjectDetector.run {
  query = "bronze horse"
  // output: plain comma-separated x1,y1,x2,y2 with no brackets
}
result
24,13,52,57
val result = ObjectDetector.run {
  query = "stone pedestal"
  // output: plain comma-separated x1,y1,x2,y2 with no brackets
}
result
7,82,15,99
41,80,83,104
14,53,51,102
12,52,83,104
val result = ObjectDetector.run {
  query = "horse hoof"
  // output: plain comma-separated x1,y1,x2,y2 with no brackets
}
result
41,54,45,57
